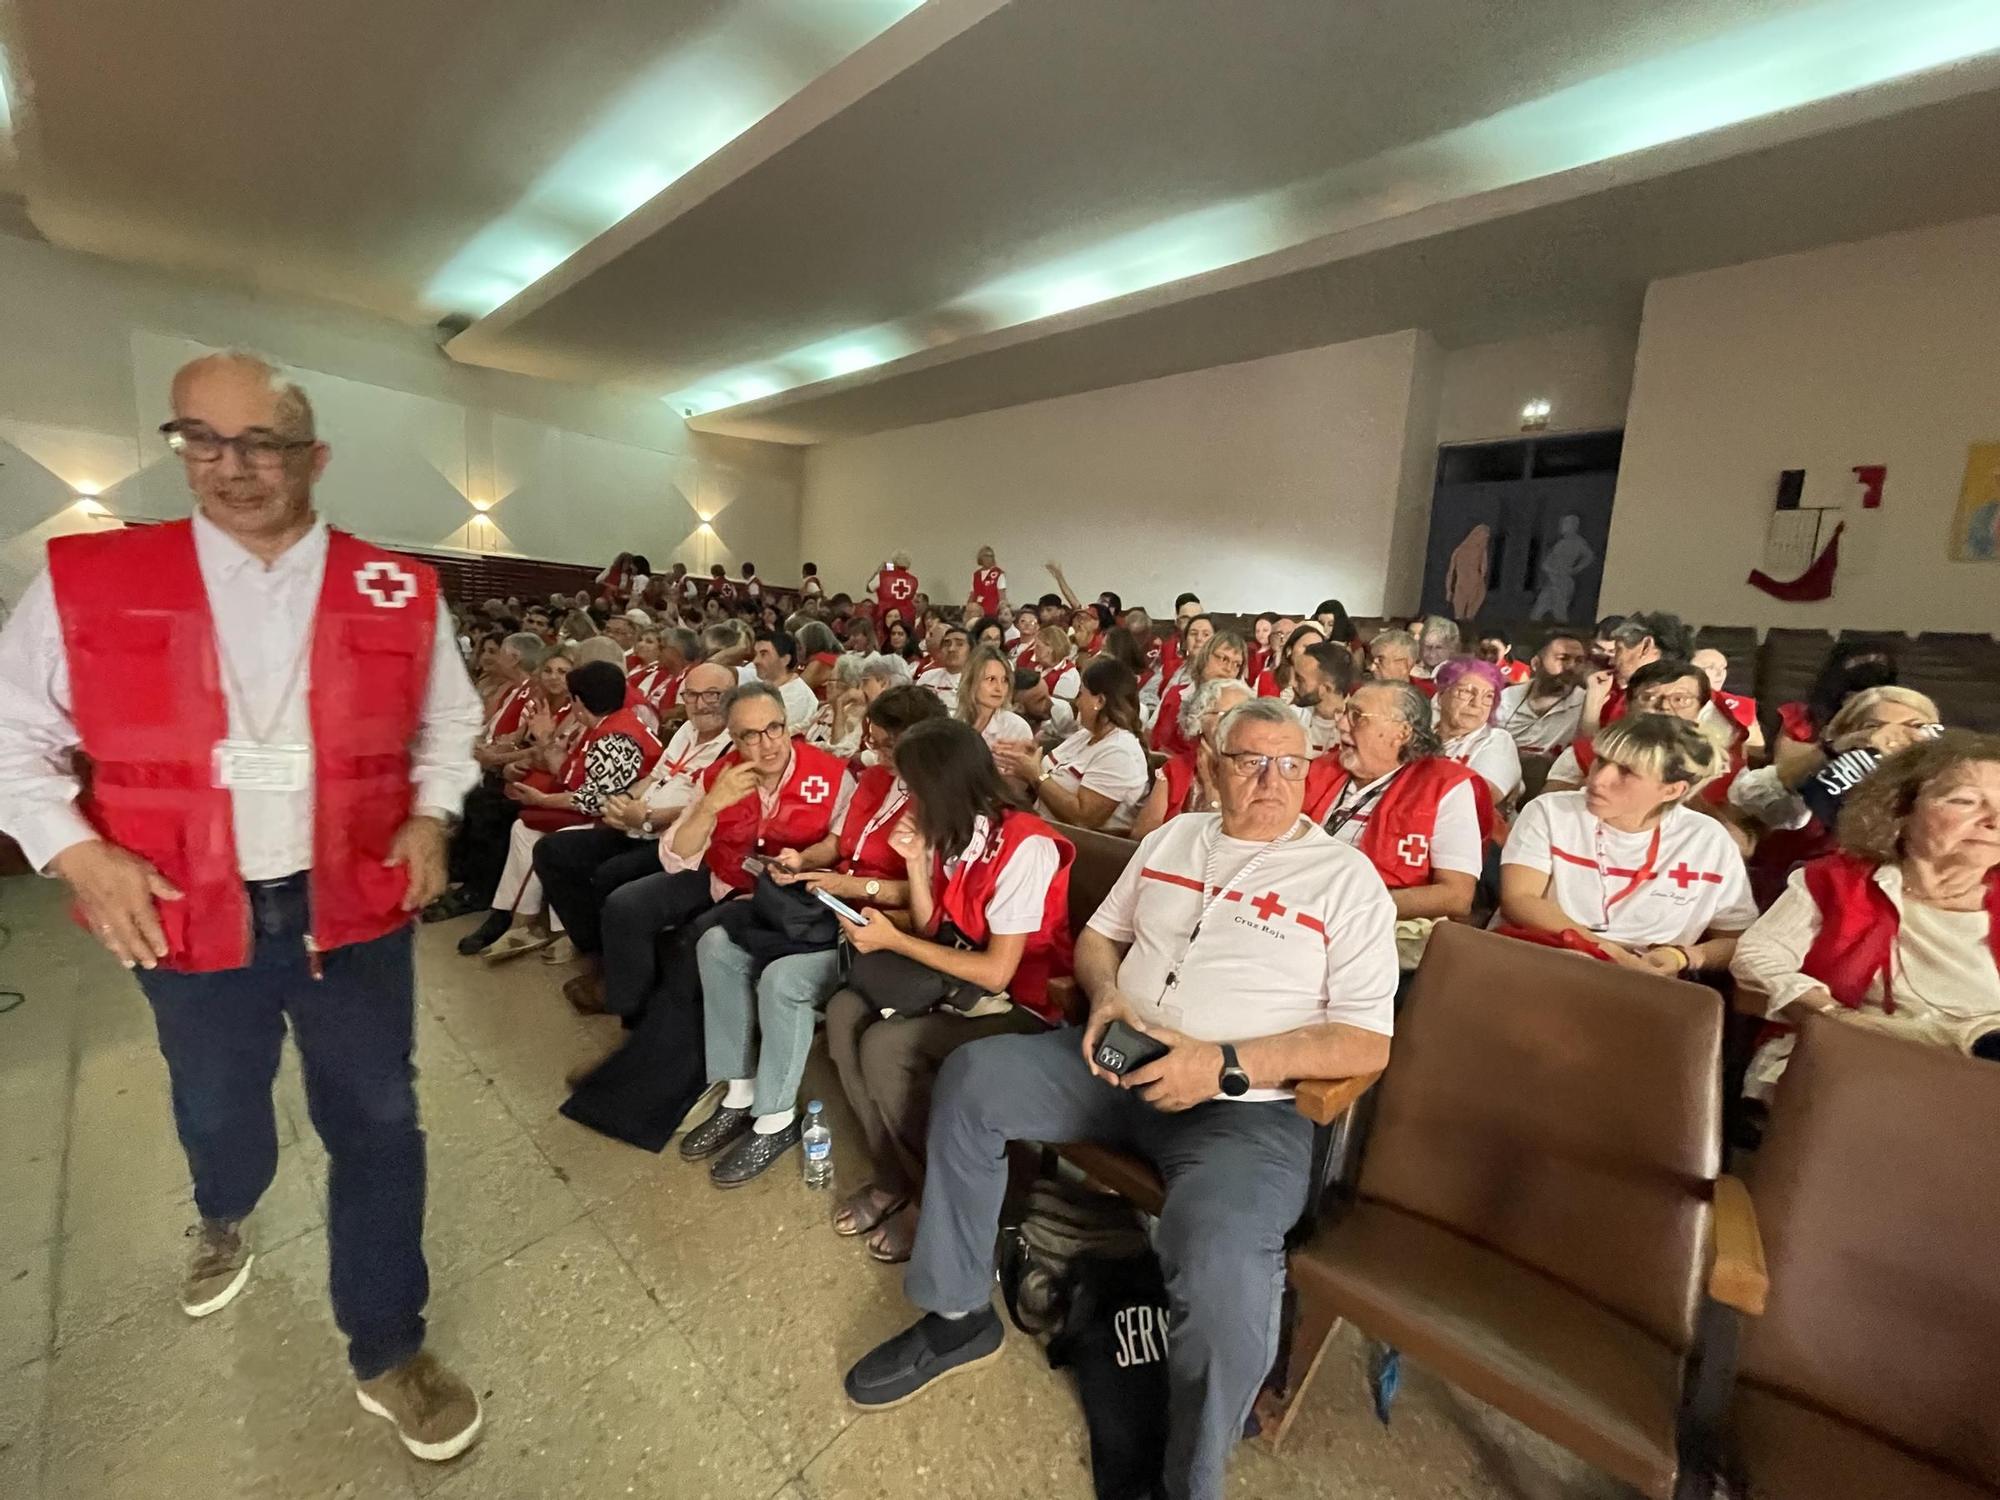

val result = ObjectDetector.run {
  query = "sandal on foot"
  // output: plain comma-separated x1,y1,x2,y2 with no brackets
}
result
866,1206,918,1265
833,1187,909,1239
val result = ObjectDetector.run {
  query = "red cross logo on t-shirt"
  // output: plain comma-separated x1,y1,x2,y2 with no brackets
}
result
799,775,831,804
1249,890,1287,922
355,560,418,609
1667,862,1719,890
1397,833,1429,867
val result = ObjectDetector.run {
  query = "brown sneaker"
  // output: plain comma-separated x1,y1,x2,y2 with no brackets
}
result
179,1218,253,1317
356,1350,484,1461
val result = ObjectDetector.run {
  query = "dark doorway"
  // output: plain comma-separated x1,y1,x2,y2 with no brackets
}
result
1418,430,1621,628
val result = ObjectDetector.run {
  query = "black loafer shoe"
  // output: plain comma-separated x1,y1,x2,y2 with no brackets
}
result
455,911,510,956
709,1121,801,1186
678,1103,753,1162
844,1310,1004,1410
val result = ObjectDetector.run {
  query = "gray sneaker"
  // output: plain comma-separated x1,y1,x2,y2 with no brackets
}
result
179,1218,253,1318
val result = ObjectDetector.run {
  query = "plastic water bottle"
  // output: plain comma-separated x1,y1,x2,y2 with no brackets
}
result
802,1100,833,1189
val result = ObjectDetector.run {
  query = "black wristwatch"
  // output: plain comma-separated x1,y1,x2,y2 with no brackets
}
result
1217,1044,1251,1098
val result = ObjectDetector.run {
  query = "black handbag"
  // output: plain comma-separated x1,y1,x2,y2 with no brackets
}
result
846,921,989,1016
749,872,841,946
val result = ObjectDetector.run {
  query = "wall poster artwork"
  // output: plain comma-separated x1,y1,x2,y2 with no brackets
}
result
1948,442,2000,561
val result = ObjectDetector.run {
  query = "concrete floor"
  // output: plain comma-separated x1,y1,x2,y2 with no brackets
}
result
0,873,1634,1500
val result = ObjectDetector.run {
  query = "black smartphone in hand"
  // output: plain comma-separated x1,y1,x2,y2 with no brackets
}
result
1094,1019,1170,1076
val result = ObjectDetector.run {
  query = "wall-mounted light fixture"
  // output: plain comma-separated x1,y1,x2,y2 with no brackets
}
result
1520,398,1552,433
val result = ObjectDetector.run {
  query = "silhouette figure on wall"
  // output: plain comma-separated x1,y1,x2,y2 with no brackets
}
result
1445,523,1492,620
1530,514,1596,621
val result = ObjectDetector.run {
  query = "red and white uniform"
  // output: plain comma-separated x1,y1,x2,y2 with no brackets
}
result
1500,791,1756,948
970,566,1006,618
1086,814,1396,1101
636,721,730,830
1044,726,1151,833
669,741,853,899
833,766,913,885
1442,725,1523,804
1302,757,1490,891
931,809,1073,1022
706,577,738,605
1498,657,1531,685
869,563,919,624
1041,659,1081,702
917,665,961,703
484,678,536,741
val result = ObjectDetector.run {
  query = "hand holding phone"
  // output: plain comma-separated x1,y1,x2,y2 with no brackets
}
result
739,855,768,877
814,887,866,924
1093,1019,1170,1077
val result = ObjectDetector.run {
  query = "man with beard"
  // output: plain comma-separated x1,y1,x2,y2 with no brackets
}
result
1497,632,1590,754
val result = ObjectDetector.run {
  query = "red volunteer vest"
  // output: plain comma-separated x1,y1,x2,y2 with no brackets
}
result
1715,689,1758,737
1601,681,1630,726
971,567,1004,618
1501,658,1531,685
933,810,1075,1023
1157,750,1202,823
485,679,533,740
48,520,436,972
874,567,918,614
555,707,664,791
1302,756,1493,889
1152,681,1192,756
835,766,911,882
1800,851,2000,1011
1777,701,1817,744
702,740,848,893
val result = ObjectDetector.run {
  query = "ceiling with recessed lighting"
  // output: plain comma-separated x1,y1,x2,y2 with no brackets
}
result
4,0,2000,444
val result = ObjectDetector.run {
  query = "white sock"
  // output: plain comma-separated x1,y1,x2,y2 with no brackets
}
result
753,1109,795,1135
722,1080,755,1110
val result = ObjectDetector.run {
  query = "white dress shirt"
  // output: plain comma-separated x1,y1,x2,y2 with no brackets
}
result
0,513,482,879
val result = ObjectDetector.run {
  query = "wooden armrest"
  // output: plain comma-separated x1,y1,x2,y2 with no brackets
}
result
1045,976,1087,1026
1708,1173,1768,1316
1292,1070,1382,1126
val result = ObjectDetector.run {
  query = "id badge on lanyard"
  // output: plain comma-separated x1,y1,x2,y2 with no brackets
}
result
213,740,311,792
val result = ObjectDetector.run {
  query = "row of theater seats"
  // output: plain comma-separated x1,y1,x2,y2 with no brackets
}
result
1039,821,1999,1500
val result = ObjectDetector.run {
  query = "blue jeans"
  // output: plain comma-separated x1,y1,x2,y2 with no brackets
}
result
696,931,843,1116
136,875,428,1380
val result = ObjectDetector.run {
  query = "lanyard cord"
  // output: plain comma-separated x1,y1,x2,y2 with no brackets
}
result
1163,816,1309,992
215,620,318,748
1594,820,1664,925
1323,766,1402,837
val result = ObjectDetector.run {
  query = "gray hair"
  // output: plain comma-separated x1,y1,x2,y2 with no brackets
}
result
569,637,624,669
1419,616,1460,650
1369,627,1417,659
1182,676,1254,743
1216,697,1303,752
723,679,785,719
659,626,699,663
859,652,913,688
794,620,840,658
1365,680,1441,759
501,631,548,669
833,652,868,689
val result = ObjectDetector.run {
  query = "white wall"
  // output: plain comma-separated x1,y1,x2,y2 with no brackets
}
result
1435,323,1638,445
803,331,1439,616
1606,214,2000,633
0,235,802,604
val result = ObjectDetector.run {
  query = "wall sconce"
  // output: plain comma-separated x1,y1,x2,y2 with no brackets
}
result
75,495,108,517
1519,398,1552,433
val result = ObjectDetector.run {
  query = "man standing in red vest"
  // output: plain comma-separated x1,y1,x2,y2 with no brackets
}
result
0,353,486,1462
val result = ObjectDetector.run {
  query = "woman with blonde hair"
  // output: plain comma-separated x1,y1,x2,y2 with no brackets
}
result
1735,731,2000,1092
1500,713,1757,975
955,643,1033,748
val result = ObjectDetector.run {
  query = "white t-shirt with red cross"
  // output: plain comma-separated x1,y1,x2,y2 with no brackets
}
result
1087,814,1398,1102
1501,790,1758,947
1047,727,1151,833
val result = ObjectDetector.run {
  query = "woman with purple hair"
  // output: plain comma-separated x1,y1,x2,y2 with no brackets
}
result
1433,655,1522,804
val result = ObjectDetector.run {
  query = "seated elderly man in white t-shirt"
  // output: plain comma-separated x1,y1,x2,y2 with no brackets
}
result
845,699,1396,1500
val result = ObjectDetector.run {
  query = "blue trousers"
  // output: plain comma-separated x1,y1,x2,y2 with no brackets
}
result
135,875,428,1380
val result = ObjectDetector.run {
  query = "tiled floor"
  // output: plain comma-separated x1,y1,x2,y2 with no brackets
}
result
0,875,1633,1499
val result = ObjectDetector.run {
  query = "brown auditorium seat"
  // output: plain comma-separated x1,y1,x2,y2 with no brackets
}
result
1291,923,1763,1498
1756,628,1835,715
1728,1019,2000,1500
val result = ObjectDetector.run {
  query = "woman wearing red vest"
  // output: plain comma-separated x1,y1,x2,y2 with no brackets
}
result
1153,629,1251,757
681,687,949,1187
460,661,663,961
1735,733,2000,1097
1301,679,1491,921
1131,678,1254,839
826,718,1074,1263
868,550,920,631
0,353,487,1458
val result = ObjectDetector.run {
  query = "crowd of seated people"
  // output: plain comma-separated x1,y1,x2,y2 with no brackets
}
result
435,544,1999,1500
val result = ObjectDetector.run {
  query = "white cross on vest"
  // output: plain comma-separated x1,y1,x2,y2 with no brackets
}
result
799,774,831,804
1397,833,1429,867
355,560,418,609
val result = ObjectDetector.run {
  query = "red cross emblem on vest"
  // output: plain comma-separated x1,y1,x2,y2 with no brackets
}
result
889,576,914,601
355,560,418,609
799,774,831,804
1397,833,1429,867
1249,890,1287,922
